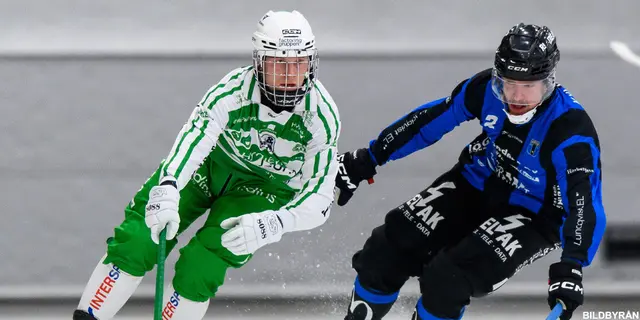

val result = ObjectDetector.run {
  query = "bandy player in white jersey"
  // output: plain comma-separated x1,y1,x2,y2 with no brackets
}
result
73,10,341,320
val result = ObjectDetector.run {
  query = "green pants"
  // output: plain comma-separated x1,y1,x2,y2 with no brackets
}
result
104,155,295,302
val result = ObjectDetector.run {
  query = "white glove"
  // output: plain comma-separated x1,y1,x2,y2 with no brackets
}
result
220,210,284,256
145,179,180,244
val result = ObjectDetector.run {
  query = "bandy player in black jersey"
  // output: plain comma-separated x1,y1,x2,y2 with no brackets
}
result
335,23,607,320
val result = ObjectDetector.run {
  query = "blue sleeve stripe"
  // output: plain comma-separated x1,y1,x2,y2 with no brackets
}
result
551,135,607,266
589,178,607,264
367,77,478,166
387,97,472,162
449,76,476,119
367,144,379,166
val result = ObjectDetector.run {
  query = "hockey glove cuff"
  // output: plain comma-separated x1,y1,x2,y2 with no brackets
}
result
335,148,377,206
548,260,584,320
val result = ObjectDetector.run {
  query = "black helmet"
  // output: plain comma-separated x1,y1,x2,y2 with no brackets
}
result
494,23,560,81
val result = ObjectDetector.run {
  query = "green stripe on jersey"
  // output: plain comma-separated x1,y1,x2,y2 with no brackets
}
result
173,83,245,179
286,148,333,209
315,83,340,146
164,67,250,177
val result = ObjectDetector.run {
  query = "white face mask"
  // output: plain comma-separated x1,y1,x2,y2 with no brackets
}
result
253,49,318,108
504,107,537,124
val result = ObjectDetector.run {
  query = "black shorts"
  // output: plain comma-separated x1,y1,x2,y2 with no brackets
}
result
352,164,561,295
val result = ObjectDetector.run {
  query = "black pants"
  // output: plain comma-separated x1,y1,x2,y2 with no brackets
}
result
352,165,561,318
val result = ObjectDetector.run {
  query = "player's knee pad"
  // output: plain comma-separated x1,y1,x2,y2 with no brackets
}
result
442,229,534,298
418,253,471,319
345,276,398,320
173,238,229,302
105,214,178,277
352,226,420,292
161,283,210,320
383,205,433,254
73,310,97,320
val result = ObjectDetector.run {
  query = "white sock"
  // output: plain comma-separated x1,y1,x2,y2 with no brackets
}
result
161,283,210,320
77,254,143,320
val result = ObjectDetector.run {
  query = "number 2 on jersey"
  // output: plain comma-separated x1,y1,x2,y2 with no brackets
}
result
484,115,498,129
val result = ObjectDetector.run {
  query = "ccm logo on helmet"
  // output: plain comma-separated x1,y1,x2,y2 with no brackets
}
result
507,65,529,72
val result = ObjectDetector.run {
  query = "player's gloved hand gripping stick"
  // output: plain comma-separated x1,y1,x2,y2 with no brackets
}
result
546,261,584,320
144,177,179,320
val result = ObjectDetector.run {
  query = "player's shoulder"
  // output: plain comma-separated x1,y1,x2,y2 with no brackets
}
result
199,65,254,108
204,66,253,95
553,86,585,111
313,79,338,111
309,79,341,146
220,65,254,85
545,86,600,149
467,68,493,86
449,68,493,117
550,86,596,131
462,68,492,97
312,79,338,108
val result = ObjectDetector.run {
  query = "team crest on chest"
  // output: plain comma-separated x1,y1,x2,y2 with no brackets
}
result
259,132,276,152
527,139,541,157
235,94,245,105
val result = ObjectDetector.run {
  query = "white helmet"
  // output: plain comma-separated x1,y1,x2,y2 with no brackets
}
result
252,10,318,108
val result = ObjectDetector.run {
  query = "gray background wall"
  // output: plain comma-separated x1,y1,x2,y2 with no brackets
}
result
1,0,639,302
1,0,639,55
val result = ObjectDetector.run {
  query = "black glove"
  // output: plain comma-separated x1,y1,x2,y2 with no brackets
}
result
334,148,377,206
547,261,584,320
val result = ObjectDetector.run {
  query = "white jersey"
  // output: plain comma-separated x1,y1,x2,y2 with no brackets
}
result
160,66,341,233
